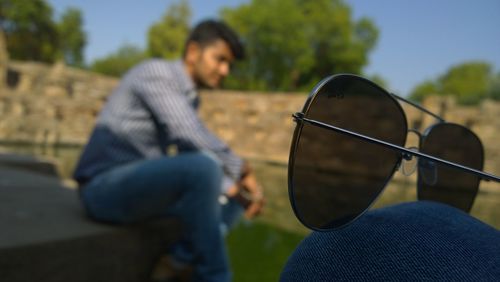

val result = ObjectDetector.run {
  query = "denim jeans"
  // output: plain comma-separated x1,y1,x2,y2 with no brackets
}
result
80,152,243,282
280,201,500,281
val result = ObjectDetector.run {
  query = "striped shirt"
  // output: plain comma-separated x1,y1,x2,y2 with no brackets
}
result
73,59,243,187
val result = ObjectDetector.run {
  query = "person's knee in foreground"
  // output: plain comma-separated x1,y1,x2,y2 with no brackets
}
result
73,19,265,282
280,201,500,281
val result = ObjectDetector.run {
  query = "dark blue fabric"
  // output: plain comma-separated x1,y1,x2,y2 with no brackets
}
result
281,201,500,281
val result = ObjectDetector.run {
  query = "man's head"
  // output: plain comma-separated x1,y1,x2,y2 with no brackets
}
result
183,20,244,89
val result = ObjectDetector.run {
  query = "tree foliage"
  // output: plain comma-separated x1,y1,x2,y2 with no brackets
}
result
89,0,379,89
90,44,146,77
0,0,86,65
221,0,379,91
409,80,438,102
92,0,190,76
147,0,191,59
489,72,500,101
90,0,190,76
410,61,496,105
57,7,86,67
0,0,58,62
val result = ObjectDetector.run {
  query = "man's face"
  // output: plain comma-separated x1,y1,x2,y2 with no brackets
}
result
187,39,235,89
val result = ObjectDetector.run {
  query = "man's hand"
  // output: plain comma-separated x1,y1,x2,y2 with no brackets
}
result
238,171,265,219
226,164,265,219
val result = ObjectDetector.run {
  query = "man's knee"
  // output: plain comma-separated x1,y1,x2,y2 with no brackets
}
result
191,152,223,178
187,152,224,185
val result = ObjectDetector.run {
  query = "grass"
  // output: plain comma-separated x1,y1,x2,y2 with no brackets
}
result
226,221,305,282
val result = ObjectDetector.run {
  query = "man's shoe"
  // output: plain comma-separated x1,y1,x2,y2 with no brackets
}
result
150,255,193,282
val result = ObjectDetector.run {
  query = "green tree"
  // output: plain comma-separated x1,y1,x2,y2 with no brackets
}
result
222,0,313,90
221,0,378,91
0,0,58,62
488,72,500,101
57,7,86,67
147,0,191,59
90,44,146,77
409,80,438,102
410,61,494,105
440,61,491,104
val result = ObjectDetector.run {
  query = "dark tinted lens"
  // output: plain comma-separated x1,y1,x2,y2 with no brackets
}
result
418,123,484,212
289,75,407,230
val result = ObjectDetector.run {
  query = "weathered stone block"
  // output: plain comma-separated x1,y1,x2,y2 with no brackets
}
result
0,159,181,282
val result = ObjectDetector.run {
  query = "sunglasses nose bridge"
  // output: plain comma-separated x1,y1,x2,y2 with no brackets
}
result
404,129,423,153
401,117,423,176
401,146,419,176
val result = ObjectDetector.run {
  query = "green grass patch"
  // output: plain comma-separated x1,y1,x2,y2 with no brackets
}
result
226,221,305,282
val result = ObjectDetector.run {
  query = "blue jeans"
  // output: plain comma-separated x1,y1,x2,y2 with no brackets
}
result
80,152,243,282
280,201,500,281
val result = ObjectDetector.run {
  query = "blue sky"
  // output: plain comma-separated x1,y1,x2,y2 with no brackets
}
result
48,0,500,96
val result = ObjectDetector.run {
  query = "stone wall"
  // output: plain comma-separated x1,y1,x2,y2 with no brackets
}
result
0,61,115,145
0,61,498,183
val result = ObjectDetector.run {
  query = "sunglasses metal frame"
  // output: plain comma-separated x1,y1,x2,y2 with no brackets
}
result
292,112,499,182
289,74,500,231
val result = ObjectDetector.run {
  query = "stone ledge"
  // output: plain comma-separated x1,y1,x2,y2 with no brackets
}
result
0,153,60,177
0,159,181,282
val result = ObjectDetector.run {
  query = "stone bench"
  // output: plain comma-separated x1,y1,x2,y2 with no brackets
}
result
0,154,181,282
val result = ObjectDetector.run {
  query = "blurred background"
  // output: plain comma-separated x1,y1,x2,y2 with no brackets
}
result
0,0,499,281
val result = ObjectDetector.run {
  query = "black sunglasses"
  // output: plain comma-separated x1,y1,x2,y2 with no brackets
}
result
288,74,500,231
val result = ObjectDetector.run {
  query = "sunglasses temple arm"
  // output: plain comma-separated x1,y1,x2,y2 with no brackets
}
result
299,116,500,183
390,93,445,123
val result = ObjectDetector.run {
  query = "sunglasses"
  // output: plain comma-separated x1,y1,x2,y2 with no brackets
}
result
288,74,500,231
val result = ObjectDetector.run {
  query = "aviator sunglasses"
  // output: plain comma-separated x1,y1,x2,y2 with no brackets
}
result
288,74,500,231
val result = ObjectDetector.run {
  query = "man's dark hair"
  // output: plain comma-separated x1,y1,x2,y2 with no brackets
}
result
183,20,245,60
